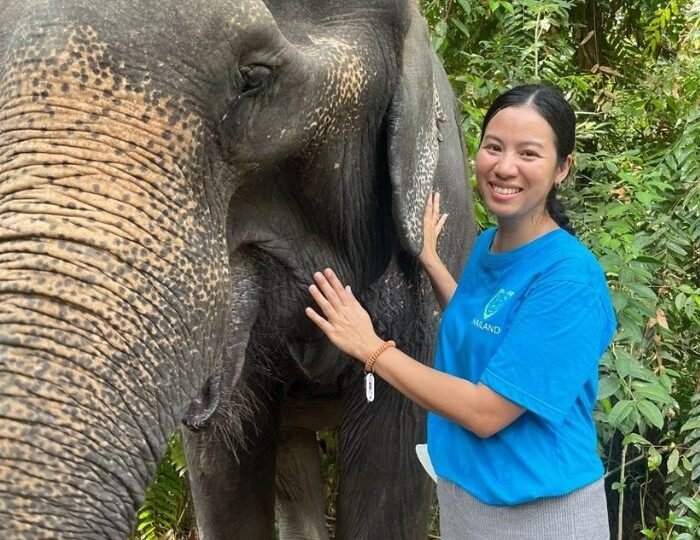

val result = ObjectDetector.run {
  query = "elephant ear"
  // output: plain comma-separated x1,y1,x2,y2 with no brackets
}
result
387,8,444,257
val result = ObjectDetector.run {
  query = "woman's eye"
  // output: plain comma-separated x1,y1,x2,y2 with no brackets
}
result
522,150,538,158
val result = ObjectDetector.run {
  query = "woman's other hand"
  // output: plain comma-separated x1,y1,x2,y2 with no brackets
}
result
419,192,448,268
305,268,384,363
418,192,457,309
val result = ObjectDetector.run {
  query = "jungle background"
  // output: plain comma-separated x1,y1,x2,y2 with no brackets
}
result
130,1,700,538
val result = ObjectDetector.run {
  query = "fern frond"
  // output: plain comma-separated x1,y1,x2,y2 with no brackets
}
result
132,431,193,540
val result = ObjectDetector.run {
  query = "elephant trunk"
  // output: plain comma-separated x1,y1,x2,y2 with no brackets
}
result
0,99,228,538
182,248,264,439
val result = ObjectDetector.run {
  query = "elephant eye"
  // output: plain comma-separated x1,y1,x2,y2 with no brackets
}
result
239,64,272,97
220,65,273,124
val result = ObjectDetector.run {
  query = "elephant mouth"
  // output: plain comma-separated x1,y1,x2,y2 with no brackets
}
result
182,373,223,431
182,249,262,431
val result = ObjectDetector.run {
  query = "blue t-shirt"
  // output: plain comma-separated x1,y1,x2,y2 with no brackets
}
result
427,227,616,506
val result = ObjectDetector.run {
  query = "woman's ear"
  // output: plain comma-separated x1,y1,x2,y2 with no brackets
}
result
557,154,574,185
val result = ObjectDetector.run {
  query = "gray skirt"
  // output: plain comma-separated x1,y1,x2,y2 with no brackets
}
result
437,477,610,540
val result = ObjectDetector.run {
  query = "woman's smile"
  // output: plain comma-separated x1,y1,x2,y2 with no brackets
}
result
489,183,523,198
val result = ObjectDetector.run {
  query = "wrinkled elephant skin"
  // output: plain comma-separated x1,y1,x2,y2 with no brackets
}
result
0,1,476,538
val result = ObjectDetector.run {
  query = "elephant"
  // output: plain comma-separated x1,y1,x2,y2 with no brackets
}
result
0,0,477,538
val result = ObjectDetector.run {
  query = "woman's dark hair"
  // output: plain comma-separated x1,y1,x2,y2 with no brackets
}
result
480,83,576,235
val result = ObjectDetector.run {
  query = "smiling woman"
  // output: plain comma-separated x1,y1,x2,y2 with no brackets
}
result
306,84,617,539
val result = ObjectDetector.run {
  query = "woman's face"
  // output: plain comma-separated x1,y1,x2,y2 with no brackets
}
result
475,105,571,228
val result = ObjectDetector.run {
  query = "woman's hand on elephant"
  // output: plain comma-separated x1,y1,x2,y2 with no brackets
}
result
306,269,385,363
418,191,448,268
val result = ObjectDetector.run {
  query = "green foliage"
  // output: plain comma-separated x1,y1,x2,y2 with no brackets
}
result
317,429,339,536
651,394,700,539
131,431,194,540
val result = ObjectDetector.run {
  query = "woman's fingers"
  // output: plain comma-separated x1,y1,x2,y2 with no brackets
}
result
305,306,333,333
309,268,352,320
323,268,345,297
345,285,355,299
313,271,343,308
323,268,354,306
425,192,445,228
309,283,337,320
424,192,434,224
436,212,448,234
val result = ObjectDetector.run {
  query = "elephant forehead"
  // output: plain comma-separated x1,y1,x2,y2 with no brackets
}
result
301,36,376,144
226,1,276,27
0,25,229,319
0,25,215,243
0,25,203,162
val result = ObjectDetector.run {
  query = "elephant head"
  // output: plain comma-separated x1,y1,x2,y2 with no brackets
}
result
0,0,475,537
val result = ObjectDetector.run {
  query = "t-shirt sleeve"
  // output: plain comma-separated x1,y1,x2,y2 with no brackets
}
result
479,279,611,424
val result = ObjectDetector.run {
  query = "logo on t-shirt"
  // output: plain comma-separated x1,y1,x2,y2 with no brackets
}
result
483,288,515,320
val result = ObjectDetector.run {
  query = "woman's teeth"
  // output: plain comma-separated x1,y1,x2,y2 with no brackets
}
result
492,184,521,195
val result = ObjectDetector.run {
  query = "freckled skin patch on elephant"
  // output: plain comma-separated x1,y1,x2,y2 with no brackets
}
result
0,25,231,536
401,83,441,248
301,36,373,145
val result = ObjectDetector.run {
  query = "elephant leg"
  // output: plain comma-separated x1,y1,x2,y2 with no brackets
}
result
335,376,433,540
275,426,329,540
182,404,279,540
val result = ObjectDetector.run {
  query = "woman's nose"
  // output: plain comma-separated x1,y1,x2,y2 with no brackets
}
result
493,153,518,178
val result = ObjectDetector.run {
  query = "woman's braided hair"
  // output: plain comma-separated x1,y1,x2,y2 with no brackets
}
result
480,83,576,235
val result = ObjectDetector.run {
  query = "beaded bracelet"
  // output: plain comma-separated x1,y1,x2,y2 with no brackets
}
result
364,340,396,374
364,340,395,403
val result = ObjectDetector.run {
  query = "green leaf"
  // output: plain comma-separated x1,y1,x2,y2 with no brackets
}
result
608,400,635,428
456,0,471,14
680,496,700,518
666,242,688,256
435,20,448,37
626,282,657,301
628,364,661,384
500,1,515,13
633,255,664,265
450,17,471,39
598,376,620,399
667,448,680,473
638,400,664,429
648,447,663,471
618,316,644,343
605,203,629,218
614,350,635,378
680,417,700,432
631,381,675,405
610,290,629,312
623,433,650,446
669,516,698,529
684,297,696,318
